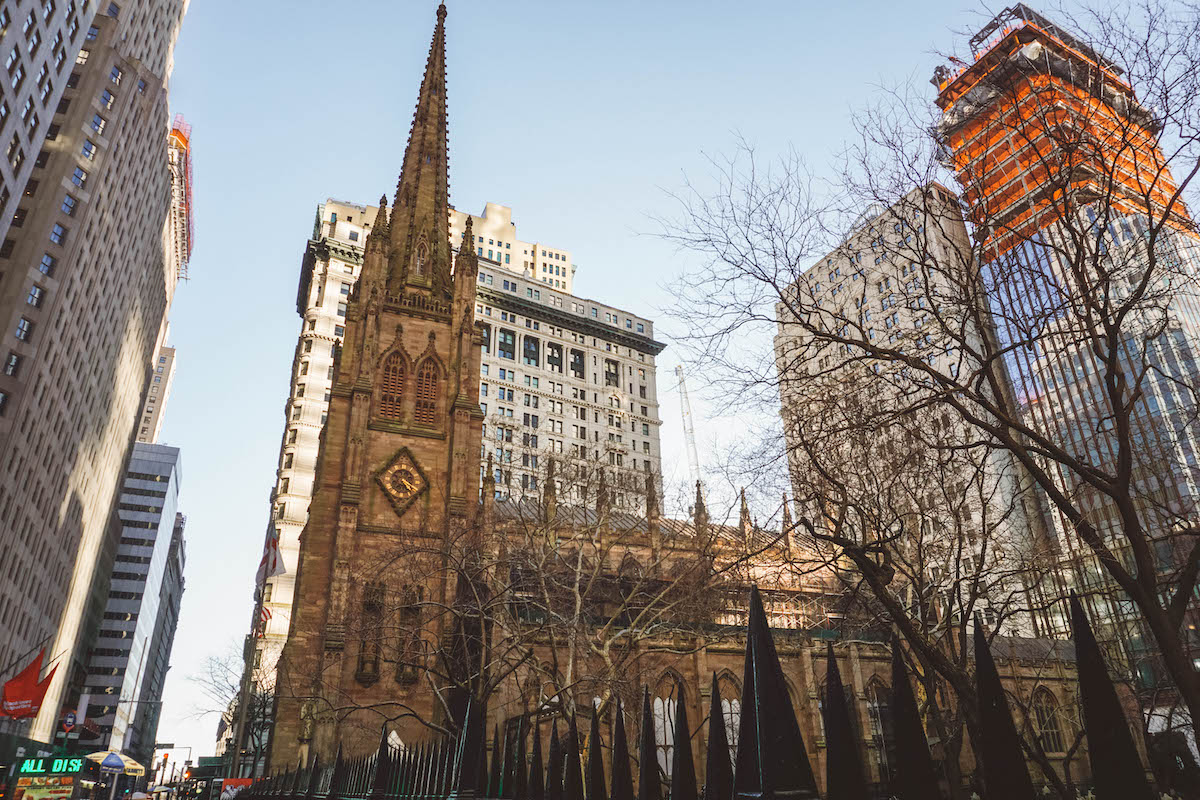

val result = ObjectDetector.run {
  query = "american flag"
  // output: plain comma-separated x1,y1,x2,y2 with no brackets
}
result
257,605,273,637
255,530,286,588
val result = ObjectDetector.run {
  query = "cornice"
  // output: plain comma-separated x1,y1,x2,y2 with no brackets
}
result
477,285,667,356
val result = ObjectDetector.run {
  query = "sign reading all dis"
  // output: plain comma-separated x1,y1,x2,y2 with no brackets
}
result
17,758,84,776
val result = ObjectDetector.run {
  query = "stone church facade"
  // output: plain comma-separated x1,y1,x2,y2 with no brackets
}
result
268,5,1093,796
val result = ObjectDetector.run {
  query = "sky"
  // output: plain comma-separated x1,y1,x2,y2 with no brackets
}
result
152,0,1009,761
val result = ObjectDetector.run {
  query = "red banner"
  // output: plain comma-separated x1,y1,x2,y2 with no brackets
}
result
1,649,56,719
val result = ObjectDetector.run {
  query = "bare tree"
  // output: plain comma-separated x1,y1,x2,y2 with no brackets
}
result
659,0,1200,780
191,646,275,776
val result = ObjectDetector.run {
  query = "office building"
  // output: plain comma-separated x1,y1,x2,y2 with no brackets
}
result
0,0,99,246
80,444,185,767
933,4,1200,744
137,345,176,443
772,185,1055,636
452,201,575,293
0,0,188,748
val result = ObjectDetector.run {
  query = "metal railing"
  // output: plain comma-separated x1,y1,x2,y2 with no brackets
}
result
245,588,1155,800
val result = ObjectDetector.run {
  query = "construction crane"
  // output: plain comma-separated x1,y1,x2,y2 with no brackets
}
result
675,365,703,494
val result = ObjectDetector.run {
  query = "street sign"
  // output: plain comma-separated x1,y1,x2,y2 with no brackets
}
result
61,712,75,733
154,743,175,750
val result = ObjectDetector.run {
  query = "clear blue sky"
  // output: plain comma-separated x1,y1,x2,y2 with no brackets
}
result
153,0,1007,759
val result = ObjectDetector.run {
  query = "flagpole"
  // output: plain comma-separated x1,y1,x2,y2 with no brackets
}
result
0,635,52,682
229,532,272,780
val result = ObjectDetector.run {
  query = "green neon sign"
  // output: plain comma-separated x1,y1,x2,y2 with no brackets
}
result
18,757,85,775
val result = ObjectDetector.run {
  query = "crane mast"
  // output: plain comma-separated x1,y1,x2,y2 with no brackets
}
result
675,365,703,492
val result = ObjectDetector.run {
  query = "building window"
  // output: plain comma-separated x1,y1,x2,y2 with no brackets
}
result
652,678,680,779
25,285,44,307
546,342,563,373
15,318,33,341
866,682,896,788
81,139,97,159
1032,689,1064,753
523,336,539,367
71,166,87,187
99,88,114,108
91,114,106,134
414,360,439,426
109,65,121,84
336,302,347,317
60,194,77,215
379,352,405,420
49,223,66,244
497,329,515,360
3,352,19,376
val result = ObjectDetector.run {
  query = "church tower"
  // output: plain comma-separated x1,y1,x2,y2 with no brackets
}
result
270,3,485,767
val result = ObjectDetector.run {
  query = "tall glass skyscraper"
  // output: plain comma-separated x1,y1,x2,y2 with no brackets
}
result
933,4,1200,749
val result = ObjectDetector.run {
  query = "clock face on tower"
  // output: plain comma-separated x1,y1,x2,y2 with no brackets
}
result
377,449,429,516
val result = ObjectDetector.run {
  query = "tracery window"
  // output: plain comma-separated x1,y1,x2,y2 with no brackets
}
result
1032,688,1064,752
415,359,439,426
415,242,427,277
717,673,742,750
866,681,896,788
652,675,681,781
380,352,406,419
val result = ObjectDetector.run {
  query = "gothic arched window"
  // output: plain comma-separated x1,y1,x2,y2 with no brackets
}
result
717,673,742,750
380,352,406,420
1032,688,1064,753
652,675,681,782
414,359,439,426
866,681,896,788
414,241,428,277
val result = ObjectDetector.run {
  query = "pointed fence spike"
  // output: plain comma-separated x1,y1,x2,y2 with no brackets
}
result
306,755,321,799
973,619,1037,800
419,742,432,800
703,675,732,800
514,718,529,800
372,727,394,800
669,683,697,800
563,714,584,800
504,723,520,800
546,720,564,800
1070,593,1155,800
732,587,819,800
586,706,608,800
888,637,942,800
489,727,504,799
824,643,869,800
450,694,485,800
638,688,661,800
476,726,489,797
331,742,347,796
529,716,546,800
609,699,634,800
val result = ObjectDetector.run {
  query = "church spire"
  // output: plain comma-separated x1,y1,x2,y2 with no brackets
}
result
389,3,452,297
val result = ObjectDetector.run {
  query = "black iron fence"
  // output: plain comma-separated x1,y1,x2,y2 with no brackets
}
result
245,589,1159,800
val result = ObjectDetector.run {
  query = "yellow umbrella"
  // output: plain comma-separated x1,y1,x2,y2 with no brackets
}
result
85,751,145,776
